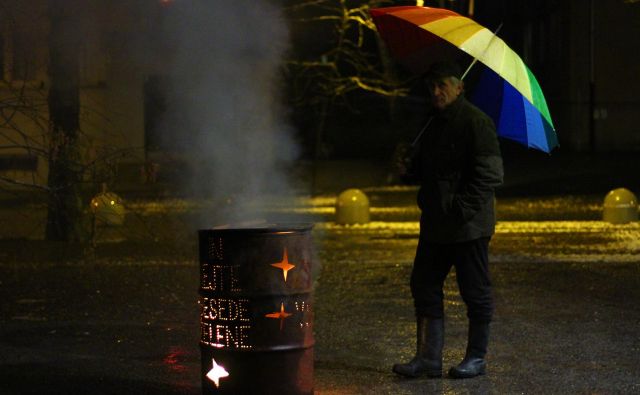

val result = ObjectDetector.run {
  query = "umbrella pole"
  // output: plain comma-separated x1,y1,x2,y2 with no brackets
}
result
414,23,503,147
415,23,504,146
460,23,503,81
411,23,503,147
410,117,433,147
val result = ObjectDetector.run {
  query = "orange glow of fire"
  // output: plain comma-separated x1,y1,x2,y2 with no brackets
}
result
271,248,296,281
206,358,229,388
265,302,292,330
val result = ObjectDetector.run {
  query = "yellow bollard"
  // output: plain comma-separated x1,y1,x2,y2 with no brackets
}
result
335,188,370,225
603,188,638,224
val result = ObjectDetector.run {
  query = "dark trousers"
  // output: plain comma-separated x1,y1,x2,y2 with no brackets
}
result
410,235,493,322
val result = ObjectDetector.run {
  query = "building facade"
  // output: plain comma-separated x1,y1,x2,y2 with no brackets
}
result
1,0,639,191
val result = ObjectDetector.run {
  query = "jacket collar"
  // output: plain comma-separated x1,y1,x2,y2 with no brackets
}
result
436,95,465,120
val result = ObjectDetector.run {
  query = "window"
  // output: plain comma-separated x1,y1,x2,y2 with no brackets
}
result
0,19,44,83
0,32,4,79
144,75,168,152
11,28,38,81
79,31,107,87
0,154,38,171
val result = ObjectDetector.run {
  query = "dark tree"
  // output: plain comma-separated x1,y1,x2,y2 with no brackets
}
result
45,2,83,241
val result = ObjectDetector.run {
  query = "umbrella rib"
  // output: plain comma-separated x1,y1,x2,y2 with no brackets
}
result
461,22,503,80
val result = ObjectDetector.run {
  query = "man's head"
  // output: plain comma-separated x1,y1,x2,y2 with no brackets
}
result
423,61,464,111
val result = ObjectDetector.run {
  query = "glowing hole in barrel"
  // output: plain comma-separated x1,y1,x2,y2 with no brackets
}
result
271,248,296,282
206,358,229,388
265,302,293,331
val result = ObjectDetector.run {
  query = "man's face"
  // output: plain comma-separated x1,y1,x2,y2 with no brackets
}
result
427,77,463,111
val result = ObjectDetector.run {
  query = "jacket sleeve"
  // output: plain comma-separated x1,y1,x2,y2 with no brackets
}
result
452,116,504,223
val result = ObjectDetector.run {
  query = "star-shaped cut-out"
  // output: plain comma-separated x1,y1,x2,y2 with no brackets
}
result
265,302,292,330
206,357,229,388
271,248,296,282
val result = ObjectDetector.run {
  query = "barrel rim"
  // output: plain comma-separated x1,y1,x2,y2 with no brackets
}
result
199,342,315,352
199,223,314,234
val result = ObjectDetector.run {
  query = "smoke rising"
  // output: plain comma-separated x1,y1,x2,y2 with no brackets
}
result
160,0,299,226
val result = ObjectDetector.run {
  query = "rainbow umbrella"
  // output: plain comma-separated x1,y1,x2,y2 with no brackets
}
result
370,6,558,153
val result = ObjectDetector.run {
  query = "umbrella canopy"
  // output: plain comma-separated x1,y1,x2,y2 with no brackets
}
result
370,6,558,153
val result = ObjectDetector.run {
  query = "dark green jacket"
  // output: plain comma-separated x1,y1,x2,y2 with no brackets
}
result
414,95,503,243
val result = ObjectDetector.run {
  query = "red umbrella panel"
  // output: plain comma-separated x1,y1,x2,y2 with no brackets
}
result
370,6,467,74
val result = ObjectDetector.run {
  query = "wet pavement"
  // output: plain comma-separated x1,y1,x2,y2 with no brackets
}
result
2,151,640,394
313,221,640,394
2,186,640,394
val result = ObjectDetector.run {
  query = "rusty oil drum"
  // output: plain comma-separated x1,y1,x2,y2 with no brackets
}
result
199,224,314,395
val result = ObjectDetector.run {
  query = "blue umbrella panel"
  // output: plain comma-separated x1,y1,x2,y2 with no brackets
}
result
471,67,559,153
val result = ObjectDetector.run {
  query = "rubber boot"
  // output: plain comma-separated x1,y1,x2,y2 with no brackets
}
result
448,320,489,379
392,317,443,378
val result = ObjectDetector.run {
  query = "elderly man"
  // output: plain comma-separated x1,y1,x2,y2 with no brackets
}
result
393,61,504,379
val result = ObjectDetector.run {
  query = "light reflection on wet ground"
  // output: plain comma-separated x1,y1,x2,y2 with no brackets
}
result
316,220,640,263
1,189,640,394
0,190,615,241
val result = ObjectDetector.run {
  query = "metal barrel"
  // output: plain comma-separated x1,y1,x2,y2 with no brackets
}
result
199,224,315,395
